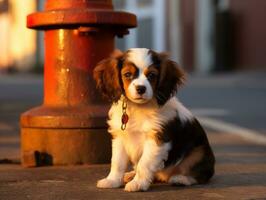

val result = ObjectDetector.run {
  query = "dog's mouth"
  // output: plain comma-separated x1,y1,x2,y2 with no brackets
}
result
130,96,150,104
125,91,153,104
135,97,144,100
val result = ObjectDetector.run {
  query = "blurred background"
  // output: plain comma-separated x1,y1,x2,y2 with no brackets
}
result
1,0,266,73
0,0,266,161
1,2,266,198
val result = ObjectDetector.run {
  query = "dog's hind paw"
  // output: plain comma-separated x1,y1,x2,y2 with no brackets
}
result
168,175,197,186
123,171,136,184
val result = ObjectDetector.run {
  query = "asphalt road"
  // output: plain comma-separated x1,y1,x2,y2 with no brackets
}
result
180,72,266,134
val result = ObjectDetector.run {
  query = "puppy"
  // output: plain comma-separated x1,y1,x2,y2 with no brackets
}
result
93,48,215,192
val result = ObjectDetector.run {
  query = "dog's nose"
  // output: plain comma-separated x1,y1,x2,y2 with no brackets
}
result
136,85,146,95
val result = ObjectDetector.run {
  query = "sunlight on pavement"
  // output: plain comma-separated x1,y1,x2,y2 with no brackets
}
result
200,117,266,145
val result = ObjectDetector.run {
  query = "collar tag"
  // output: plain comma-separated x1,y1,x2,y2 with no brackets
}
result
121,99,128,131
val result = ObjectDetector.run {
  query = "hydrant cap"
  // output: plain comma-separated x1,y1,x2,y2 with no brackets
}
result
27,0,137,30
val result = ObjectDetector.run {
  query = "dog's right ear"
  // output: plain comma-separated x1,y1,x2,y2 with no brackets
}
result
93,50,124,102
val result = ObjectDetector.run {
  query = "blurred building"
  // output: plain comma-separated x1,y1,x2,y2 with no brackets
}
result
115,0,266,72
0,0,36,72
0,0,266,73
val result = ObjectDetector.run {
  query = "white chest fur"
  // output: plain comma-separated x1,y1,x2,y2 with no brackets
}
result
107,97,192,165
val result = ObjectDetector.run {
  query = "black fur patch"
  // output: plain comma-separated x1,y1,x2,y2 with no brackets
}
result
157,116,215,183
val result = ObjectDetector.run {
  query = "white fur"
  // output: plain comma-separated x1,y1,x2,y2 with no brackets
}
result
125,140,171,192
168,175,197,186
127,72,153,104
176,100,193,123
97,138,128,188
108,96,180,136
126,48,154,104
127,48,152,69
97,96,195,191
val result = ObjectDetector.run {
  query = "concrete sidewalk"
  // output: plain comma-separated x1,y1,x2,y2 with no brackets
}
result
1,131,266,200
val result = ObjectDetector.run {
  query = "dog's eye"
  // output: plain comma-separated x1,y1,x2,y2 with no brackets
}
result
124,72,133,79
147,72,157,81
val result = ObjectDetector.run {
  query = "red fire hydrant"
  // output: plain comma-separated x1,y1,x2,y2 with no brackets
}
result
20,0,136,167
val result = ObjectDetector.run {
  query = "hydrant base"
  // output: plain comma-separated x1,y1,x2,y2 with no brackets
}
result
20,105,109,129
21,128,111,167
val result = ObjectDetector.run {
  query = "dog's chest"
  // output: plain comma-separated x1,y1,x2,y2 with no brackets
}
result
108,104,160,164
124,112,158,164
107,98,179,164
123,129,145,164
108,102,160,133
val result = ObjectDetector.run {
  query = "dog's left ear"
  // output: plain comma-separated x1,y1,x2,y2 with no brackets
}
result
93,50,124,102
156,54,185,105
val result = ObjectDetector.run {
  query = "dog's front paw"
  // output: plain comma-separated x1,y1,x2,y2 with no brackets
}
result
97,178,122,189
124,179,150,192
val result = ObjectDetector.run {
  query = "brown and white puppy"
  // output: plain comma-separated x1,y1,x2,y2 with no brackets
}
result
93,48,215,192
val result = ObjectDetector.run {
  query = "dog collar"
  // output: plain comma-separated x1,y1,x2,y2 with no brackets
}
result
121,99,129,131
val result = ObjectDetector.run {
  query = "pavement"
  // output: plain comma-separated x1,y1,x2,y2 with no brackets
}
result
1,72,266,199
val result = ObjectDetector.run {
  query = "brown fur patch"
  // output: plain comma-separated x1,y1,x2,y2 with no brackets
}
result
170,146,204,176
121,62,139,97
123,171,136,184
147,130,163,146
155,166,175,182
144,66,159,92
169,145,215,184
149,51,185,105
155,146,208,183
93,53,123,102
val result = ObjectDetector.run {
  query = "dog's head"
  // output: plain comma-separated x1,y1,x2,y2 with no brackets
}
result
93,48,185,106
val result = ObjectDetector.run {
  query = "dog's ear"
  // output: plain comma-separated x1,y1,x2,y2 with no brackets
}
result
156,53,185,106
93,50,124,102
